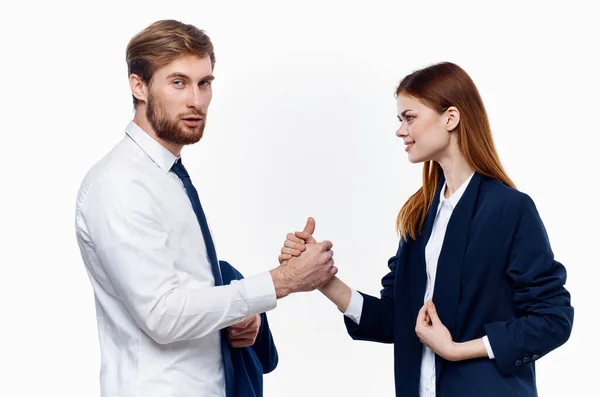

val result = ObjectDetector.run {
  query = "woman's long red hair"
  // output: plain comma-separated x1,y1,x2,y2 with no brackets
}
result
396,62,515,241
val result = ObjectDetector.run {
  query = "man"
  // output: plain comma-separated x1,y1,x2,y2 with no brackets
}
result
75,19,337,397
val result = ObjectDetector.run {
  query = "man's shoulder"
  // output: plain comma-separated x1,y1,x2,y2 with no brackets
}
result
76,138,153,210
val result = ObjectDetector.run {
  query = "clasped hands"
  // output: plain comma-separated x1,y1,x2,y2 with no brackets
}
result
277,217,460,361
227,217,336,348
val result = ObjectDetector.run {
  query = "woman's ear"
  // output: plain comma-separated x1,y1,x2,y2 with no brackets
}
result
445,106,460,132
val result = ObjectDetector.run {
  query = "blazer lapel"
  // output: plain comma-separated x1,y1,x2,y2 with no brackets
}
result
422,175,445,247
409,176,446,319
432,173,482,336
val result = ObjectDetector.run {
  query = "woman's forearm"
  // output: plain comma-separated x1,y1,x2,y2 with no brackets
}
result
318,276,352,312
450,338,488,361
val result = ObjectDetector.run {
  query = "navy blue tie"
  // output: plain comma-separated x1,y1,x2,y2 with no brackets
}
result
171,158,234,397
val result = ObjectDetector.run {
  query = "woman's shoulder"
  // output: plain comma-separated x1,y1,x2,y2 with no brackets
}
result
479,175,536,213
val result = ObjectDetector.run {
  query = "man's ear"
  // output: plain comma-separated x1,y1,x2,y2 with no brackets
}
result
129,74,148,104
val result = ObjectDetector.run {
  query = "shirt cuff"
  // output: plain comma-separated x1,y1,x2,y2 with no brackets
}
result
343,289,364,325
482,335,495,359
241,271,278,315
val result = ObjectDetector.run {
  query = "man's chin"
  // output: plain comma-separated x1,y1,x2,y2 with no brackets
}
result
175,129,204,145
156,131,202,146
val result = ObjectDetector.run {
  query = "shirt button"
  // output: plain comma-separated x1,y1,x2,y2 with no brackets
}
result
523,357,531,364
532,354,540,360
515,360,523,366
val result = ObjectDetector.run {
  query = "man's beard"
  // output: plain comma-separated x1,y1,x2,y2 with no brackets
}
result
146,94,206,145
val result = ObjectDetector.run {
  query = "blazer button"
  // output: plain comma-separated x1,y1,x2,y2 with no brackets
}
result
532,354,540,360
523,357,531,364
515,360,523,366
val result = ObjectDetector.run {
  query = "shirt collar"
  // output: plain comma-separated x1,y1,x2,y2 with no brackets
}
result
439,171,475,210
125,120,179,172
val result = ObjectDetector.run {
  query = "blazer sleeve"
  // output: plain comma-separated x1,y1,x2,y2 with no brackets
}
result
484,194,574,376
344,242,402,344
220,261,279,374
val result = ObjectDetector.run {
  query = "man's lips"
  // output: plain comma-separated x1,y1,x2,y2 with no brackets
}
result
182,117,203,127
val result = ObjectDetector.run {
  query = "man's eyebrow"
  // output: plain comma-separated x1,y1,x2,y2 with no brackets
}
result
165,72,190,80
165,72,215,82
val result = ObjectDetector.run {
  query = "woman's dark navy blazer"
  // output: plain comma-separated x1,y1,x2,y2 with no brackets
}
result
345,172,574,397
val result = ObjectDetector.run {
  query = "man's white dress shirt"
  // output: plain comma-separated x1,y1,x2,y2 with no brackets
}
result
344,172,495,396
75,121,277,397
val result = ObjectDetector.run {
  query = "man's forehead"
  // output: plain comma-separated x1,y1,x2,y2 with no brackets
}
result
159,55,213,78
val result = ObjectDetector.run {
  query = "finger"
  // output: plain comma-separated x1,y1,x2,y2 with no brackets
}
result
427,301,441,326
278,254,292,263
245,314,259,327
229,319,259,338
319,240,333,251
253,313,261,329
229,338,256,348
303,217,316,234
230,317,252,329
286,232,306,245
229,326,253,338
416,304,428,326
281,247,302,257
295,231,317,244
228,325,246,335
284,239,305,251
229,327,255,338
229,336,250,347
329,264,338,275
327,250,334,260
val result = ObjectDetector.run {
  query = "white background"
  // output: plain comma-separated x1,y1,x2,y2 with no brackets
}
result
1,0,597,396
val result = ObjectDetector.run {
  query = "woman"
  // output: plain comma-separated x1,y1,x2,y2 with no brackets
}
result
279,62,574,397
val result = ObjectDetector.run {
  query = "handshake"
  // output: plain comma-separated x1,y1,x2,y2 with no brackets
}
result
269,217,337,299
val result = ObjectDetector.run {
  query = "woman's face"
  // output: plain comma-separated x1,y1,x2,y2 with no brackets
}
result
395,94,457,164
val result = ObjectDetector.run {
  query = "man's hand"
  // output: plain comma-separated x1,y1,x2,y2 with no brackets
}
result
270,217,336,298
227,314,261,348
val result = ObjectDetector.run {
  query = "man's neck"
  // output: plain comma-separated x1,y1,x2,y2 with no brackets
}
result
133,113,183,157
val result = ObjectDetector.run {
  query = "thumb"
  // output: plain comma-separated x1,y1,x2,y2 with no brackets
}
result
233,316,251,329
428,302,441,326
303,217,316,235
295,231,316,243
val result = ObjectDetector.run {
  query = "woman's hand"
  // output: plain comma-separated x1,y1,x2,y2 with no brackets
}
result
415,300,458,361
278,217,316,265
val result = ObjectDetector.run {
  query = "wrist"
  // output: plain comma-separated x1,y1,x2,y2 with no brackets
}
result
448,341,463,362
318,277,335,291
270,267,294,299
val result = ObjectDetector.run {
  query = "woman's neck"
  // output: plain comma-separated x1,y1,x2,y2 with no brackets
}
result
437,148,475,198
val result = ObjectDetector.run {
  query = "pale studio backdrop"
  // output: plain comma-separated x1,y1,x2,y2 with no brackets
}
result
0,0,597,396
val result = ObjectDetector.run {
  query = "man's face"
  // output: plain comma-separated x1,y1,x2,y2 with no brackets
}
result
145,55,214,145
